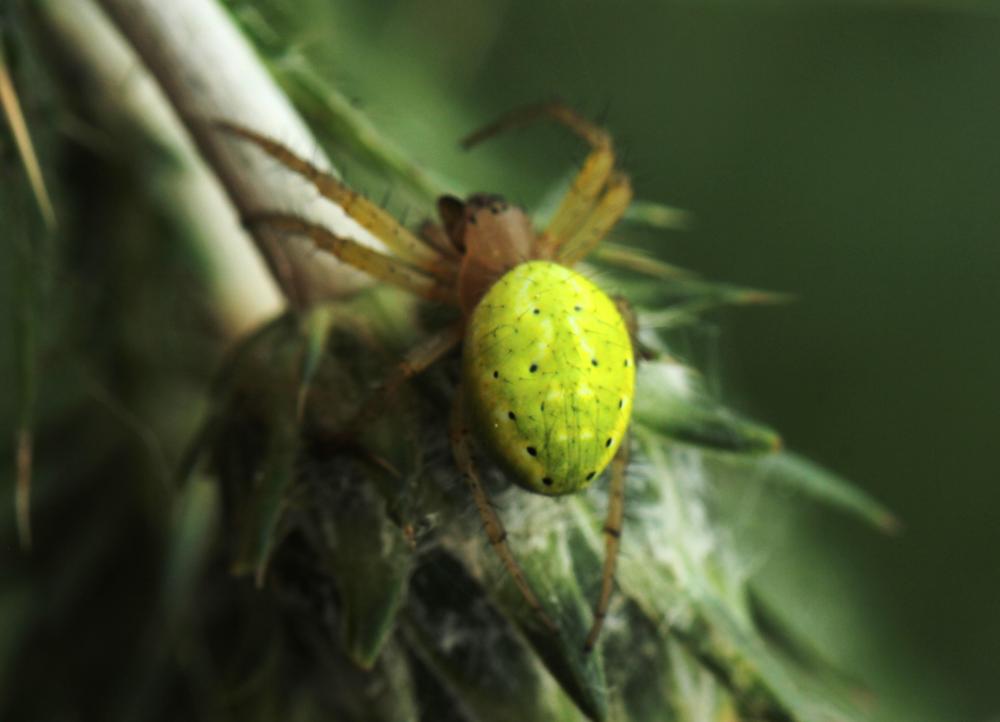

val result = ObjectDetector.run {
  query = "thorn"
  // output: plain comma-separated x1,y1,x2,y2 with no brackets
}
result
0,53,57,230
15,428,32,551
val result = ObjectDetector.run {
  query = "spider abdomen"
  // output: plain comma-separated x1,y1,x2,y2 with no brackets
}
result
463,261,635,496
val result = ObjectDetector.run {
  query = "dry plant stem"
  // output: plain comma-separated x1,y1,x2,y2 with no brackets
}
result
15,430,32,550
0,48,57,231
91,0,382,307
1,45,47,551
36,0,282,335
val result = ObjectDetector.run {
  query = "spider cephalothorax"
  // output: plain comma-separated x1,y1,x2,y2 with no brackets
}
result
220,103,636,651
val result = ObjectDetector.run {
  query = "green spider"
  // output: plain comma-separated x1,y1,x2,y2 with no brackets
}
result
220,103,639,652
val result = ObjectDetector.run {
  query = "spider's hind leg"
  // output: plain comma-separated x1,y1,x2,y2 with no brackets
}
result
449,389,557,632
583,433,630,653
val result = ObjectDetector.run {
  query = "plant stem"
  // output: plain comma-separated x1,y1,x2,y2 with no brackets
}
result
64,0,382,312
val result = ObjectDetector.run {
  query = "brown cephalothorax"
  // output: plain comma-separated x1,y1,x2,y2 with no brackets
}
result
443,193,539,315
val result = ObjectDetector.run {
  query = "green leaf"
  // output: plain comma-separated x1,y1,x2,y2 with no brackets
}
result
161,477,219,626
608,436,867,721
629,277,792,314
759,452,899,533
693,596,864,722
747,587,872,702
403,551,587,722
214,317,305,584
295,305,337,422
175,313,293,488
622,199,694,232
600,603,682,722
443,486,610,721
231,411,298,586
589,241,696,280
306,461,414,669
634,359,783,455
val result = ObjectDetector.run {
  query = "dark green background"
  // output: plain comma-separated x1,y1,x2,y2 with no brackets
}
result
311,2,1000,720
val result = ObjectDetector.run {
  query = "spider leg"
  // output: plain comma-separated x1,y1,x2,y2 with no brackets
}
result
449,390,557,632
247,212,454,303
555,172,633,266
418,220,462,261
583,434,630,653
351,322,464,424
461,103,616,257
218,122,456,278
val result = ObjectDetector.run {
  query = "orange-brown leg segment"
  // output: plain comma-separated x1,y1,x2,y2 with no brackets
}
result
218,121,454,277
246,212,454,303
418,220,462,261
556,172,634,266
353,322,464,424
449,390,556,632
583,434,630,653
461,103,616,257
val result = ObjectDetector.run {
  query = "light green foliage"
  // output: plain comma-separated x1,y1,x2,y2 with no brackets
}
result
464,261,635,496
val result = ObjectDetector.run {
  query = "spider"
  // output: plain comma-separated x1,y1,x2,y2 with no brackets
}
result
220,103,638,653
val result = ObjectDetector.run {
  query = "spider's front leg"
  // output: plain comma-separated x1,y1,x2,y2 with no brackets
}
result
244,213,455,303
217,121,458,283
448,389,557,632
556,172,633,267
461,102,618,257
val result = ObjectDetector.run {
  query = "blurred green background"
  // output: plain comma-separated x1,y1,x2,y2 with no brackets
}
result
271,2,1000,719
5,1,999,720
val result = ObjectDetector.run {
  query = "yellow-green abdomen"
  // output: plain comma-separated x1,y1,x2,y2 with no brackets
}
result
463,261,635,496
